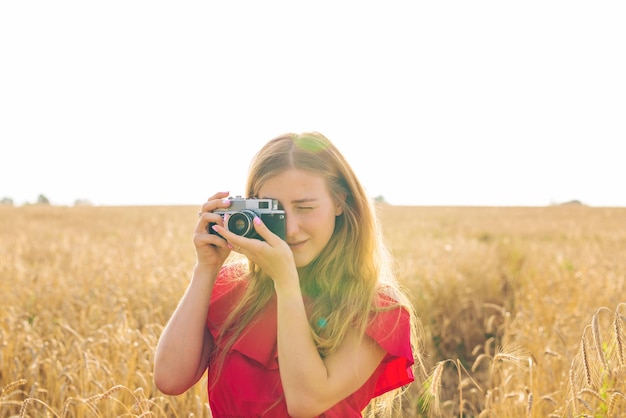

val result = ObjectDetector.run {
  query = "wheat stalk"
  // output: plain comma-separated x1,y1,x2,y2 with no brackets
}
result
578,387,604,403
540,394,557,406
591,308,611,371
61,384,127,417
576,395,593,412
608,391,626,417
420,360,446,417
527,357,534,418
19,397,60,418
615,305,625,369
0,379,28,397
580,326,593,387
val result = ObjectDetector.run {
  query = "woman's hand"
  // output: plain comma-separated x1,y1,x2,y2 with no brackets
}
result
211,216,298,289
195,192,233,270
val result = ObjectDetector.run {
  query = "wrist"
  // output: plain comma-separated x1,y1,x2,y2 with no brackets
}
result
273,274,302,299
192,263,220,280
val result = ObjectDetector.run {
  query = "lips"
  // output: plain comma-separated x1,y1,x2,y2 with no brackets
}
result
288,240,307,250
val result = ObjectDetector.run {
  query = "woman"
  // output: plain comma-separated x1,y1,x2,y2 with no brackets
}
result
154,132,424,417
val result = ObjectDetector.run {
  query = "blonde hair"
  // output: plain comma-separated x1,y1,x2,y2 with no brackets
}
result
212,132,424,416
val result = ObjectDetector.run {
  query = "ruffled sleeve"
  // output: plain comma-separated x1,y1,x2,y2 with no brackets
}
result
365,294,415,397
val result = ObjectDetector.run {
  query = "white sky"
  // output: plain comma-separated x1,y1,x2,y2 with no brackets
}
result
1,1,625,207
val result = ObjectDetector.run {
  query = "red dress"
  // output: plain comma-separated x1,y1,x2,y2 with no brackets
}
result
206,266,415,417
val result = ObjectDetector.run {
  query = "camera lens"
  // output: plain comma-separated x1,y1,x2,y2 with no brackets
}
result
227,210,256,237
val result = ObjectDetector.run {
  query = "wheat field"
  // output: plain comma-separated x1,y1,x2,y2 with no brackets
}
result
1,204,625,417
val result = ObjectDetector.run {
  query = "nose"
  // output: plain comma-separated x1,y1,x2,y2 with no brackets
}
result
284,211,300,238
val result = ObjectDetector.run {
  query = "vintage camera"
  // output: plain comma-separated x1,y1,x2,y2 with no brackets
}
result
208,196,286,241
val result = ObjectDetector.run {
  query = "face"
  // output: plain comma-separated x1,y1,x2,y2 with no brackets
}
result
257,168,343,268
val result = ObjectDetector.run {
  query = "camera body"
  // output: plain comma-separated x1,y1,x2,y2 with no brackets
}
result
208,196,286,241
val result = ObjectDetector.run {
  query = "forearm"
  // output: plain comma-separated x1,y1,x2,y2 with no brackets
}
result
275,281,331,416
154,264,218,394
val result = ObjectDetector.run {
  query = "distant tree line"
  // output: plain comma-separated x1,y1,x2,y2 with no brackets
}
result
0,194,92,207
0,193,586,207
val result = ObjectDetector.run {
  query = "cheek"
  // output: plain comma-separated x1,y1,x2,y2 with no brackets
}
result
315,212,337,240
296,208,338,239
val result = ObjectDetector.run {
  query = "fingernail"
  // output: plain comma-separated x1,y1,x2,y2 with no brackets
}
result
211,225,219,232
253,217,262,225
227,243,234,249
222,198,231,204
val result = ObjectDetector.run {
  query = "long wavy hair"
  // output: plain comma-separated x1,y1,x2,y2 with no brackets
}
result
211,132,424,416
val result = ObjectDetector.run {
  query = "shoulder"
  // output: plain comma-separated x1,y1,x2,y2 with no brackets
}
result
366,288,413,358
365,287,416,396
373,283,408,309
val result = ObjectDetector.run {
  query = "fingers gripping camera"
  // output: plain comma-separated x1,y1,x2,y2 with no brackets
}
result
208,196,286,241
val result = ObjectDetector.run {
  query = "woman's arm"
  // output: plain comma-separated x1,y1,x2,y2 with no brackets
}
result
274,279,386,418
153,264,219,395
153,193,233,395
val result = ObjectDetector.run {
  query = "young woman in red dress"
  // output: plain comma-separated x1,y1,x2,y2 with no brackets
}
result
154,132,425,417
